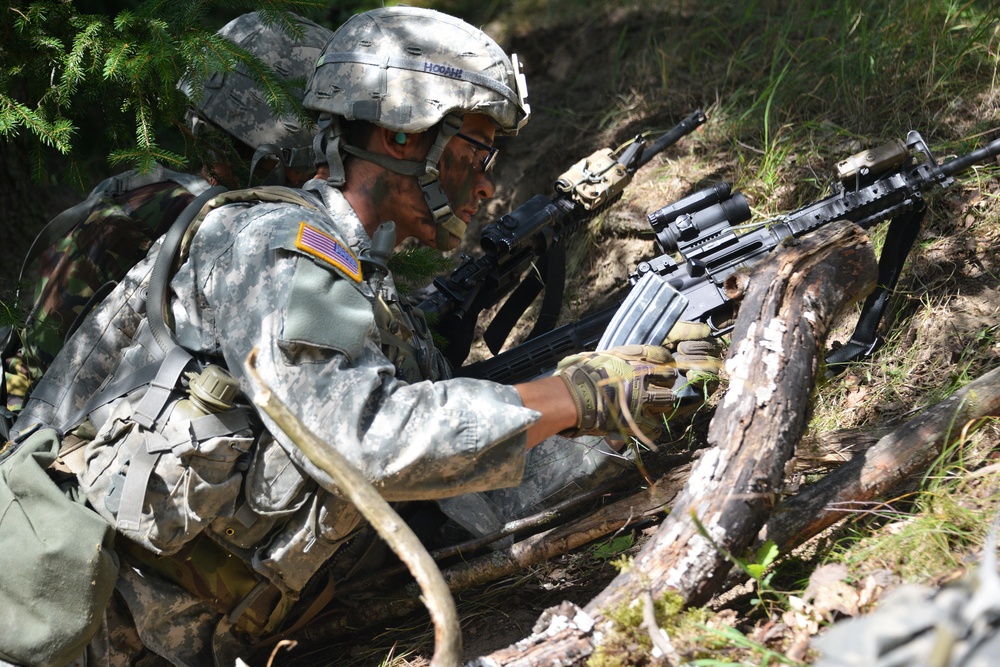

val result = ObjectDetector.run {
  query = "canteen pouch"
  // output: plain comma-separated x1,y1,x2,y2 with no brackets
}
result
78,388,254,555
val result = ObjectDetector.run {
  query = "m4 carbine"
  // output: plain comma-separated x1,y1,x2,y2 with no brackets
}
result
461,130,1000,385
418,109,707,368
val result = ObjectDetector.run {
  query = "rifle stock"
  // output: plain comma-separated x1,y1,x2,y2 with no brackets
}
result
461,130,1000,383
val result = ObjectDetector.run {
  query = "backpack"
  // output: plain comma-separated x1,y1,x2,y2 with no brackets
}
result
1,166,212,439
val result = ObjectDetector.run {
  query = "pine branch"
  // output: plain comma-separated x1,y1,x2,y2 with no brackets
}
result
388,247,455,294
2,0,323,182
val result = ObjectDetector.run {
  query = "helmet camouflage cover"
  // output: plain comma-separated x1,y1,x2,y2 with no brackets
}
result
182,12,334,168
304,6,530,135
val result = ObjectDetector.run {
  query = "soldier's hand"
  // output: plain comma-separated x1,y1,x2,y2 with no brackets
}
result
663,321,724,374
555,344,684,439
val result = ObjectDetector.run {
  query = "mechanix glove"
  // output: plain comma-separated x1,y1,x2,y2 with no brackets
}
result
555,344,685,439
664,321,725,388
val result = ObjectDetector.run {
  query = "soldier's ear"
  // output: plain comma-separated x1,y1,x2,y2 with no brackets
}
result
379,127,409,158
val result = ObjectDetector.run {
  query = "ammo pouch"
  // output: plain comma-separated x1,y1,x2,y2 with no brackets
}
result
77,357,254,555
0,428,119,667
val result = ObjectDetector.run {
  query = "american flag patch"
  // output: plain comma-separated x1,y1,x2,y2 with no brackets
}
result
295,222,362,282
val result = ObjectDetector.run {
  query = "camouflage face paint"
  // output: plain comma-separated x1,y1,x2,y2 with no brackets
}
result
439,146,480,217
437,115,498,227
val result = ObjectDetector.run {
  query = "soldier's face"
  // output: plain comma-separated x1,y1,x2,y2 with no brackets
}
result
438,114,498,238
386,114,498,250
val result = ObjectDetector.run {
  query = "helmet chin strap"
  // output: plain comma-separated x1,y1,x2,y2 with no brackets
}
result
416,112,466,250
248,144,286,187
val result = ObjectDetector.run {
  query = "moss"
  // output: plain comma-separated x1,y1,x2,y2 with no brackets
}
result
588,590,711,667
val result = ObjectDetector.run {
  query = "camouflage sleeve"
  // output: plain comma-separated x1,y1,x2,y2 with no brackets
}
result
172,203,539,501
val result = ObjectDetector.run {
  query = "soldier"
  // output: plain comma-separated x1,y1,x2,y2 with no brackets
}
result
1,11,332,420
7,6,717,665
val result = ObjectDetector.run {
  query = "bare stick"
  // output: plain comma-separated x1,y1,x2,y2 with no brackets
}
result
245,349,462,667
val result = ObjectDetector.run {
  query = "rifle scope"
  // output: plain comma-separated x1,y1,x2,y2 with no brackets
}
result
650,183,751,254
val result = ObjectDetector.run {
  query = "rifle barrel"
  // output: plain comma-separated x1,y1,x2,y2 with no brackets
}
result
638,109,707,169
939,137,1000,179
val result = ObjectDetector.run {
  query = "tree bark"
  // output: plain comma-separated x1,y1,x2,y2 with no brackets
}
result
477,220,878,666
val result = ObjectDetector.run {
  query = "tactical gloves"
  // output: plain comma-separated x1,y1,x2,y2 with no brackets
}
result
666,321,725,381
554,344,697,438
555,323,723,439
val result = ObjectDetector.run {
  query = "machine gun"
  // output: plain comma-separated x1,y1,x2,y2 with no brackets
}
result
418,109,707,368
461,130,1000,385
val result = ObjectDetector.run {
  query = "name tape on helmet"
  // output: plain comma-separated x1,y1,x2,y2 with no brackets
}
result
317,52,519,107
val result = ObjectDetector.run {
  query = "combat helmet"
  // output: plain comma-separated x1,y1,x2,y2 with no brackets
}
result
304,5,530,249
181,12,334,186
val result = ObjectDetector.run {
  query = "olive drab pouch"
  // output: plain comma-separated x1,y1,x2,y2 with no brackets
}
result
0,428,119,667
77,363,255,556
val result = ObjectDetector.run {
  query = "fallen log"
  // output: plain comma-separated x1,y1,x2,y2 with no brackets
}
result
589,219,878,610
476,219,878,665
763,363,1000,553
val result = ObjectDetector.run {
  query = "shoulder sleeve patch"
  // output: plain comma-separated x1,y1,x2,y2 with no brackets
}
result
295,222,362,283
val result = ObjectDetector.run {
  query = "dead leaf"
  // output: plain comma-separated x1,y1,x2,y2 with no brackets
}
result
803,564,860,620
857,574,886,611
846,386,869,408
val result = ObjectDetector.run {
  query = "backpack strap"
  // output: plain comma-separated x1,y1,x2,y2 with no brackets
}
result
105,165,211,198
145,185,322,356
146,185,228,355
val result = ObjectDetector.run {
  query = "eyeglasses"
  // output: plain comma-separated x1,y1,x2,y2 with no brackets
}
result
455,132,499,173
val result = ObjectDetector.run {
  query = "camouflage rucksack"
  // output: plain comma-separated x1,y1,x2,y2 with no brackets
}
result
1,166,210,437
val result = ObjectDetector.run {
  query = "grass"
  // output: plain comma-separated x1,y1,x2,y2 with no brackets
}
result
830,431,1000,580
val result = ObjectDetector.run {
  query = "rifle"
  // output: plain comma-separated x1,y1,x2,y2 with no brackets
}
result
418,109,707,368
460,130,1000,385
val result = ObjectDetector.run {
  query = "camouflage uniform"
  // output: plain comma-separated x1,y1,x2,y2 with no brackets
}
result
9,181,544,665
169,183,537,497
